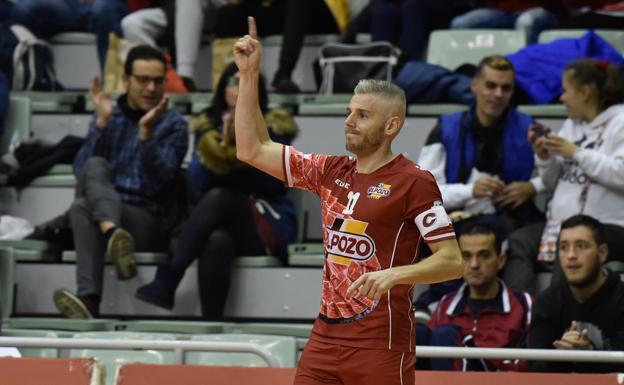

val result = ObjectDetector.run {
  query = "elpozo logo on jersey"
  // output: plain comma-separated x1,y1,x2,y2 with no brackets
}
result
367,183,391,199
326,217,376,265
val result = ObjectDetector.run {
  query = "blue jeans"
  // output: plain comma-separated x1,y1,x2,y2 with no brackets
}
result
11,0,129,71
450,7,558,43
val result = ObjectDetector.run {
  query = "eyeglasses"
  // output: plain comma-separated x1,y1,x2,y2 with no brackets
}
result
131,74,167,87
227,77,240,87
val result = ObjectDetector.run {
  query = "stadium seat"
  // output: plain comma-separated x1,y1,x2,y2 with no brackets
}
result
427,29,527,71
538,29,624,55
5,318,115,335
50,32,96,45
262,34,340,46
1,96,31,156
187,333,297,368
70,331,178,385
287,243,324,267
62,250,168,265
225,323,312,339
11,91,82,113
0,247,15,319
111,320,229,336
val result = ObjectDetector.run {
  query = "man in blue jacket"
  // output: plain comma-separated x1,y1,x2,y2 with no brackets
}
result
415,55,544,321
53,45,188,319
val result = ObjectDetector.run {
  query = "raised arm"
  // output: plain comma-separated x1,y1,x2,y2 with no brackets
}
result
234,16,285,181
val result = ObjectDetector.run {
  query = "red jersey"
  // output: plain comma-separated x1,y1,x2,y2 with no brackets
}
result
283,146,456,352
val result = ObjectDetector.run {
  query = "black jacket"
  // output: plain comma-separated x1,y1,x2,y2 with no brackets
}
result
528,269,624,372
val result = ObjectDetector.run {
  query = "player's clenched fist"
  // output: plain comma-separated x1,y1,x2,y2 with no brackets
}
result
233,16,262,74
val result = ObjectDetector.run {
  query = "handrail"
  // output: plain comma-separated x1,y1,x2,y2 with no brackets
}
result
415,346,624,363
2,337,624,366
0,337,280,367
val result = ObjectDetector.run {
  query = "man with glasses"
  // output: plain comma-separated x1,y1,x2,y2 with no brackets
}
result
53,45,189,319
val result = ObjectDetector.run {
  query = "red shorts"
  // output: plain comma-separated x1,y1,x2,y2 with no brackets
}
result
294,338,416,385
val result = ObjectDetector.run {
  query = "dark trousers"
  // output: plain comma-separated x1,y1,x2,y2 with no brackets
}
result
70,157,164,297
165,188,265,319
370,0,476,59
276,0,339,79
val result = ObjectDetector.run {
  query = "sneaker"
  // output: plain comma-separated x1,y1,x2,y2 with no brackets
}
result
53,288,94,319
106,228,136,280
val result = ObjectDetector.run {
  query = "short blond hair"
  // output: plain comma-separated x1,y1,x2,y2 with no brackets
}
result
354,79,406,119
475,55,515,78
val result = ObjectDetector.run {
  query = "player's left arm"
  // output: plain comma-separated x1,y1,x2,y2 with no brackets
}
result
347,239,463,301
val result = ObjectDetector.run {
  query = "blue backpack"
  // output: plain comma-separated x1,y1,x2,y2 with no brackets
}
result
0,24,60,91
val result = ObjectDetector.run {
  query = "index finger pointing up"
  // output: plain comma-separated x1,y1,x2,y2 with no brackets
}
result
248,16,258,39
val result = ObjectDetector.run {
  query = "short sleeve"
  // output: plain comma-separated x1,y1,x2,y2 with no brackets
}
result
283,145,329,196
406,171,456,243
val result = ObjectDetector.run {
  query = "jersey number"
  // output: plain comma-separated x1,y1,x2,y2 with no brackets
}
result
342,191,360,215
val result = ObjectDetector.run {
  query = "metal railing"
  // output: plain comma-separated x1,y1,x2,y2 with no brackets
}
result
2,337,624,367
415,346,624,363
0,337,280,367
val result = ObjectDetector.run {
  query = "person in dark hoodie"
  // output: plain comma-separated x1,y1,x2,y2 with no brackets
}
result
135,62,298,320
529,214,624,373
53,45,189,319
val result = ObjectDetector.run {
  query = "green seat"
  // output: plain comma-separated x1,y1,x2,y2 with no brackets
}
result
11,91,81,113
407,104,467,116
5,318,114,334
233,256,281,267
262,34,339,46
225,323,312,339
288,243,324,267
29,174,77,188
62,250,168,264
110,320,229,336
70,331,177,385
605,260,624,273
427,29,526,70
538,29,624,54
47,164,74,175
0,239,61,263
0,247,15,319
190,93,214,114
1,328,59,357
1,96,31,155
50,32,96,44
187,333,297,368
517,104,567,118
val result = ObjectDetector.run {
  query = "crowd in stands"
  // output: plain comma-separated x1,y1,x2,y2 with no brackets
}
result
0,0,623,376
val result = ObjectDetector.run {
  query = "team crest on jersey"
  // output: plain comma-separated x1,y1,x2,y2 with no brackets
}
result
325,217,376,265
367,183,391,199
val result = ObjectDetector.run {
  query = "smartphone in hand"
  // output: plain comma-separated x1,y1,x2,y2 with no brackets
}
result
530,123,550,139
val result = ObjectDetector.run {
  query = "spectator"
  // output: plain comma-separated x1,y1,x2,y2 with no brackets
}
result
528,214,624,373
10,0,130,72
504,58,624,293
52,45,189,319
413,55,544,320
213,0,284,38
271,0,350,93
122,0,229,91
364,0,478,60
0,0,14,23
558,1,624,30
418,55,544,236
450,1,560,44
135,62,298,320
421,222,532,371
